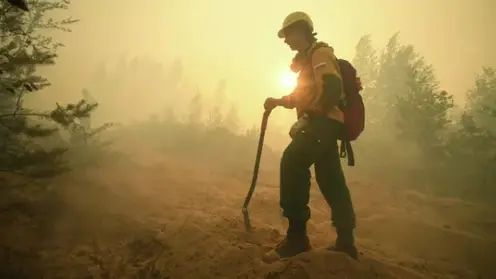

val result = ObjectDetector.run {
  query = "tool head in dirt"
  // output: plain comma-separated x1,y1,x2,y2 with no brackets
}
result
242,110,271,232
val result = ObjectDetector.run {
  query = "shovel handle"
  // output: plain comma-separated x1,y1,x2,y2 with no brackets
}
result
242,109,271,208
242,110,271,231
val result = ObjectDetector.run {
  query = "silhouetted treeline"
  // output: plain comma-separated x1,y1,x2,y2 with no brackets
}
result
353,33,496,201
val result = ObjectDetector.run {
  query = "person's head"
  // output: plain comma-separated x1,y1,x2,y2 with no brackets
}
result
278,12,316,52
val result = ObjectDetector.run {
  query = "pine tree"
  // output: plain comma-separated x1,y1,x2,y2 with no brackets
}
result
352,34,381,131
207,79,227,128
244,125,259,141
208,105,223,128
465,67,496,134
394,47,454,154
352,34,378,89
444,67,496,195
224,102,240,134
0,0,97,178
373,33,406,128
361,33,454,154
188,88,204,125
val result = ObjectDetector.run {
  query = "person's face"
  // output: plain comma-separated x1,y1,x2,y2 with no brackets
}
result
283,25,306,51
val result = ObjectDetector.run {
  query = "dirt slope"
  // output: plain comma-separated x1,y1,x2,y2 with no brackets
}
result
1,147,495,279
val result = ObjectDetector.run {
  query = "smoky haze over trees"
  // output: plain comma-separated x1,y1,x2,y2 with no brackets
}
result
0,1,495,277
1,0,493,213
352,33,496,200
78,31,496,203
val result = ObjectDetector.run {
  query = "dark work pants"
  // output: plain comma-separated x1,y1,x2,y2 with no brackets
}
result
280,116,356,229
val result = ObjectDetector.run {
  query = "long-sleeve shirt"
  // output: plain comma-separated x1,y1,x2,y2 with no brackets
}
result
281,42,345,123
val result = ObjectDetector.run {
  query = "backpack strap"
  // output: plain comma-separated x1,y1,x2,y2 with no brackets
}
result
339,137,355,167
306,42,330,72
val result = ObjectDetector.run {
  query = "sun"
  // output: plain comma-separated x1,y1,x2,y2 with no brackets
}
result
279,71,298,90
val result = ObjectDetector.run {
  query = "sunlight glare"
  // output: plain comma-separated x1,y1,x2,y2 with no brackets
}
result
279,71,298,90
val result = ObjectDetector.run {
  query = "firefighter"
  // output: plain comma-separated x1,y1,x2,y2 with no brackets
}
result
262,11,358,263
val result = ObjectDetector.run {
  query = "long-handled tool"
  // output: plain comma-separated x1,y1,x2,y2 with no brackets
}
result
242,109,271,232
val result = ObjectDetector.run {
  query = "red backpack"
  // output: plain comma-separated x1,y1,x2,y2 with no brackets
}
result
337,59,365,142
337,59,365,166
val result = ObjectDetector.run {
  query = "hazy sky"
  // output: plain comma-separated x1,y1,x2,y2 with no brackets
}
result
37,0,495,125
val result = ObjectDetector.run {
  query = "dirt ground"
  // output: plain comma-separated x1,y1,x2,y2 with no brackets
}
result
1,141,495,279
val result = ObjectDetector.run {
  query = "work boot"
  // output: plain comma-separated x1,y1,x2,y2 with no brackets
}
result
262,220,311,263
327,228,358,260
